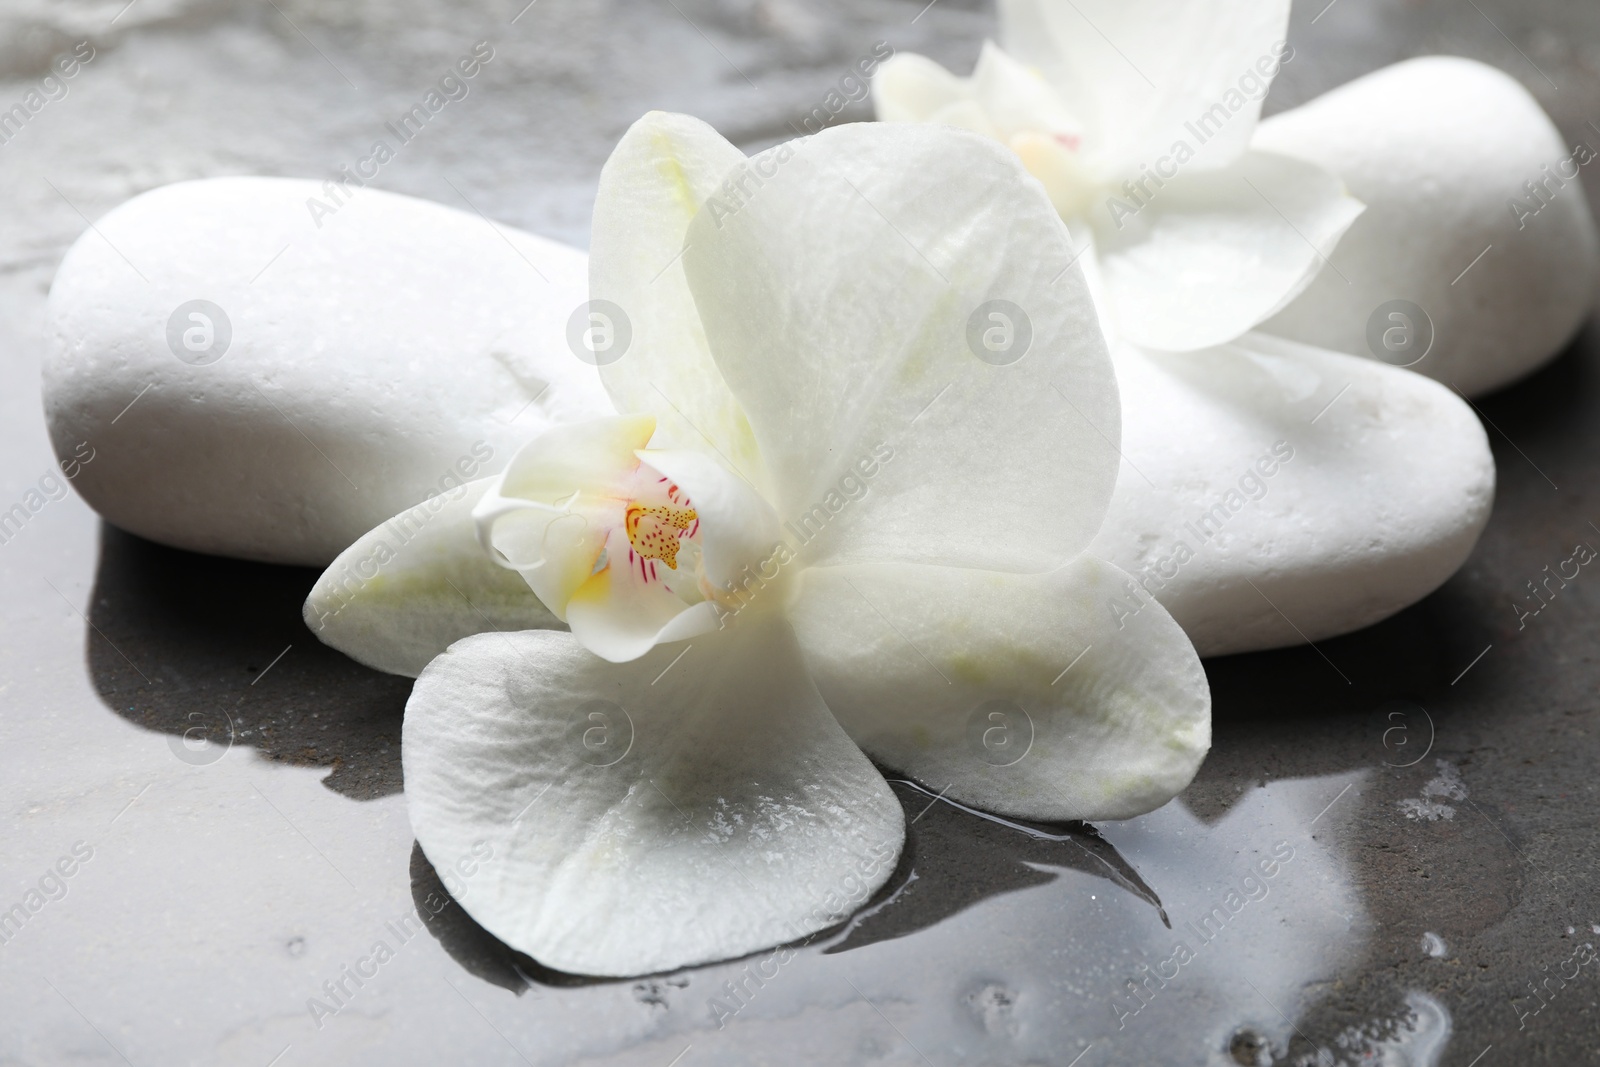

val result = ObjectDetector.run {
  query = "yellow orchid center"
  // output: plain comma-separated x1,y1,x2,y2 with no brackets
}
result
624,502,698,570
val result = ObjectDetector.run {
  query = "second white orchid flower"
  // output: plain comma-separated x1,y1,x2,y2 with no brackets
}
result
874,0,1364,352
308,112,1210,975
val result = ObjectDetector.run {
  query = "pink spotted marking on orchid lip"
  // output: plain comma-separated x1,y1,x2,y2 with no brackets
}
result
621,475,698,584
1053,132,1082,152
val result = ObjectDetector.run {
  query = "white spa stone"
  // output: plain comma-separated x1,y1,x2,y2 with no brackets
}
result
1087,333,1495,657
1257,56,1600,397
43,177,610,566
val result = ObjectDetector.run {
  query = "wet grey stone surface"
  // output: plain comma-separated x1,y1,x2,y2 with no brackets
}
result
2,0,1600,1063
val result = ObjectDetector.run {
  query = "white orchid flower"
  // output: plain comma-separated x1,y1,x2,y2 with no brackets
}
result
874,0,1364,352
869,0,1501,657
309,112,1210,975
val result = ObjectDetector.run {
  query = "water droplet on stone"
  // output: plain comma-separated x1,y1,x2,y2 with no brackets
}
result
1228,1025,1272,1066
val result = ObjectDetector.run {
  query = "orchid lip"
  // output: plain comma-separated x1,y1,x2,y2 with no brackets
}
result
620,475,699,581
473,489,581,572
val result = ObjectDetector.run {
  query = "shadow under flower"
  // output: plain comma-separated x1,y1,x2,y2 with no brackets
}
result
824,779,1170,953
85,523,411,800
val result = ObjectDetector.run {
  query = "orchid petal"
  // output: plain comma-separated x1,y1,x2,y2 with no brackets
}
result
682,121,1120,573
970,41,1083,145
791,557,1210,821
590,111,764,487
304,479,557,678
474,415,655,620
996,0,1291,174
872,52,972,124
926,99,1006,141
1087,334,1495,656
403,617,905,977
1091,150,1364,352
564,568,717,664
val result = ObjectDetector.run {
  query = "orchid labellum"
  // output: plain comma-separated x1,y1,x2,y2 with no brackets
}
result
309,112,1210,975
874,0,1363,352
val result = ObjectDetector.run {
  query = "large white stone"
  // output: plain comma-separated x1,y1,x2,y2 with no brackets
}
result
43,177,610,566
1088,334,1495,658
1257,56,1599,397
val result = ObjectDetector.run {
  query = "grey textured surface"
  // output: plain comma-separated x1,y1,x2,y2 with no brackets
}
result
2,0,1599,1064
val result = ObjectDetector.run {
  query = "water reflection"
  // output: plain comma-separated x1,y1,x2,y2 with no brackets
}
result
405,769,1390,1065
408,841,549,995
407,777,1169,988
75,518,1528,1064
827,779,1171,954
